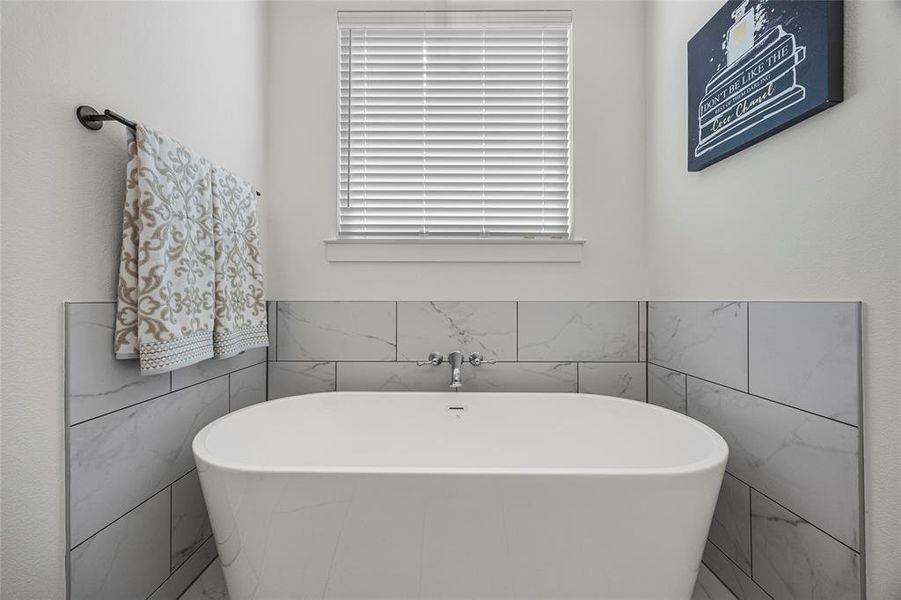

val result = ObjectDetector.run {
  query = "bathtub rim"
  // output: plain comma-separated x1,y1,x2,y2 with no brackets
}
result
192,391,728,477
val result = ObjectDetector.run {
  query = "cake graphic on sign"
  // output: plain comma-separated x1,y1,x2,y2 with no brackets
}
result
694,0,807,157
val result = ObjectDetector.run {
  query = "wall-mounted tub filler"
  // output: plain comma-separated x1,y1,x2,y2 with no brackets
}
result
193,392,728,599
416,351,497,388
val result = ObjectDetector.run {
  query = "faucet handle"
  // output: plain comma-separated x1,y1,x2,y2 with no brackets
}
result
416,352,444,367
468,352,496,366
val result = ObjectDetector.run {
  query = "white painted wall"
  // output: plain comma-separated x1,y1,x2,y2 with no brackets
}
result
265,0,647,301
644,1,901,597
3,0,899,597
0,2,267,597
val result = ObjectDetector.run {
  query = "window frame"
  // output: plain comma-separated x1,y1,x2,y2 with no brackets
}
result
334,10,576,246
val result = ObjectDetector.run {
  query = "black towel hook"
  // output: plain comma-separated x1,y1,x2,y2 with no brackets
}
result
76,105,137,131
76,105,262,197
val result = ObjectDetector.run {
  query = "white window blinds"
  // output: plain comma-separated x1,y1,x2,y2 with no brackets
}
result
338,11,572,239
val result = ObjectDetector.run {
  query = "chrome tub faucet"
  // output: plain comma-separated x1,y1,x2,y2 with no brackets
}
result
448,351,464,388
416,351,496,388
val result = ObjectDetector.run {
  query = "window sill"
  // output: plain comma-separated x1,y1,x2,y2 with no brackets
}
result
324,239,584,263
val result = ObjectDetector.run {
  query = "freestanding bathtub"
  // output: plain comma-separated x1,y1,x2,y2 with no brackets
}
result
193,392,727,600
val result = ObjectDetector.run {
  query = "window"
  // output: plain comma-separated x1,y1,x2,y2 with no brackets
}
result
338,11,572,240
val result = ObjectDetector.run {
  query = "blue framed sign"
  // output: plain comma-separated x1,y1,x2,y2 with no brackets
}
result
688,0,843,171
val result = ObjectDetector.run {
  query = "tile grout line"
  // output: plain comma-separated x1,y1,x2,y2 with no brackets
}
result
702,542,775,600
642,302,648,403
575,362,580,392
699,564,738,600
63,304,73,600
725,470,860,555
70,486,170,552
170,467,198,487
515,301,519,362
70,361,248,551
665,323,861,555
267,359,646,365
70,370,243,428
746,302,751,394
266,303,272,401
648,362,859,428
706,537,754,587
681,366,861,552
145,535,217,600
171,555,219,600
169,352,268,393
169,483,174,574
855,303,867,600
748,484,754,580
636,301,640,362
232,362,265,375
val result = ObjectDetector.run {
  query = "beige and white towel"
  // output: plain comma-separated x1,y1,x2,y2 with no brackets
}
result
211,166,268,358
115,124,267,375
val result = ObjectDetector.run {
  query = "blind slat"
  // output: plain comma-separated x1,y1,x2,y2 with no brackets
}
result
339,14,571,239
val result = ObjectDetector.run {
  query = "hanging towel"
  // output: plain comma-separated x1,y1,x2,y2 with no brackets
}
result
115,125,216,374
210,166,268,358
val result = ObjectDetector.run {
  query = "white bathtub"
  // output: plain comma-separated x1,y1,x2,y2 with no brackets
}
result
193,392,727,600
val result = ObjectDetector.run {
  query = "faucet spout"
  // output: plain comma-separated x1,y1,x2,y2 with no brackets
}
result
447,351,464,388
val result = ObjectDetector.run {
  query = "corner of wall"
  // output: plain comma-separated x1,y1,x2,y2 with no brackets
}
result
639,0,652,302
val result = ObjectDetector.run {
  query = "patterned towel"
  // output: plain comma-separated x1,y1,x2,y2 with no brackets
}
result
211,166,268,358
115,125,267,374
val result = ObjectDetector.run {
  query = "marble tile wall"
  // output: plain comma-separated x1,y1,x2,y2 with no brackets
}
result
66,299,863,600
267,301,646,399
65,303,268,600
183,559,743,600
648,301,864,600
